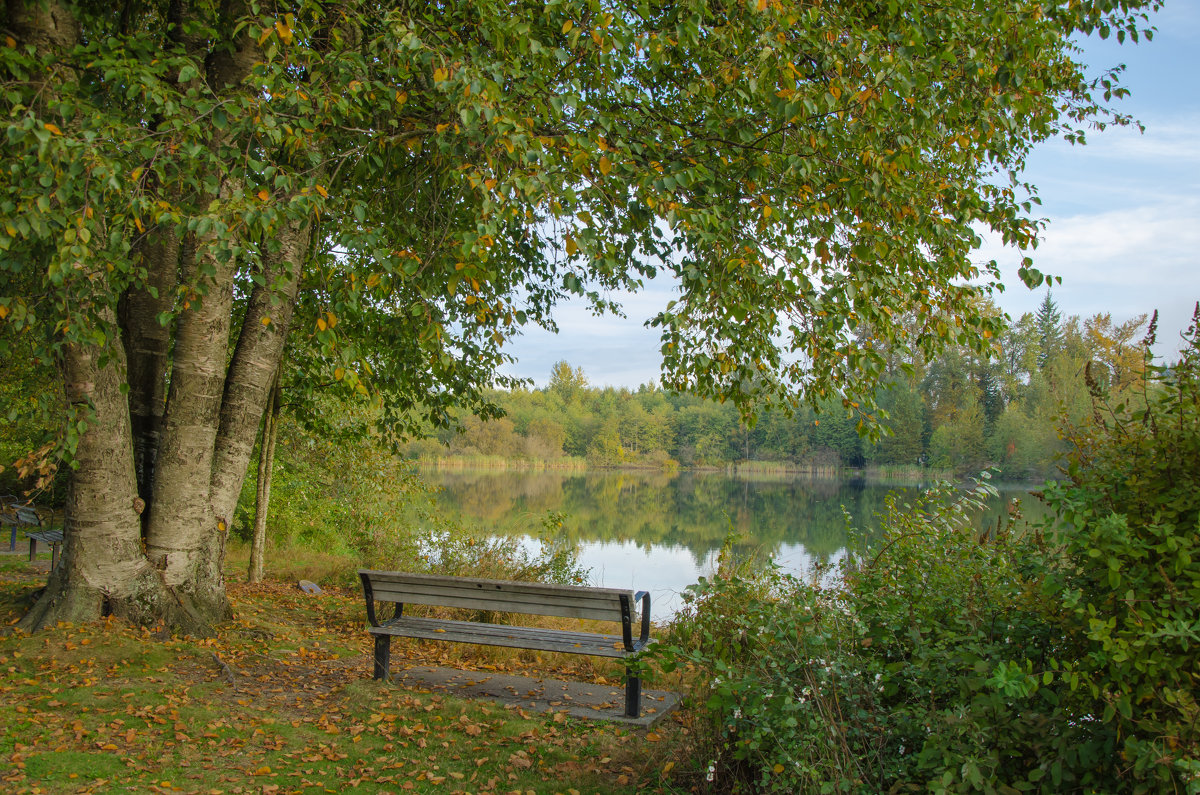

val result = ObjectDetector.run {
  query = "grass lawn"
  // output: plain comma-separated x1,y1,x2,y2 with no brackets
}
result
0,558,692,794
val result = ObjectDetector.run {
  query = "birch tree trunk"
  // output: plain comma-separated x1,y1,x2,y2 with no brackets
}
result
249,373,282,584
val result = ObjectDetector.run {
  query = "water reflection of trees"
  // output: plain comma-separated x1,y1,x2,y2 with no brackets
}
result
430,470,979,566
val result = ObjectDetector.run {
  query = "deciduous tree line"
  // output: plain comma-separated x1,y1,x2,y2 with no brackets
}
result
409,296,1153,481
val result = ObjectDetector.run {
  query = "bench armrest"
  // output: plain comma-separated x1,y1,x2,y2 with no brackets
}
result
633,591,651,648
620,591,652,651
360,571,382,627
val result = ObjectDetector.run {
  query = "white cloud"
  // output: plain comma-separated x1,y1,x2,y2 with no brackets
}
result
981,198,1200,352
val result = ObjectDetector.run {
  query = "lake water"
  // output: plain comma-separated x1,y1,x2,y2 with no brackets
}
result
427,469,1048,620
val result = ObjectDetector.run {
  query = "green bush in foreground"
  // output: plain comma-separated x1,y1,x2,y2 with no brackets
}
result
657,312,1200,793
659,479,1105,793
1039,308,1200,789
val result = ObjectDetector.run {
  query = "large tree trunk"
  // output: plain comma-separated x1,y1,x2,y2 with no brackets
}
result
141,235,239,623
120,230,178,512
20,331,205,633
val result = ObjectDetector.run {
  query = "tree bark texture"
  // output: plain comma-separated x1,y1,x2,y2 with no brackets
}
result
20,328,206,633
119,229,179,512
249,372,282,584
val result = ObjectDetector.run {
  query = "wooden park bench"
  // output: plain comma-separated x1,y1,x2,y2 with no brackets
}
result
2,496,41,552
27,528,64,571
358,570,653,718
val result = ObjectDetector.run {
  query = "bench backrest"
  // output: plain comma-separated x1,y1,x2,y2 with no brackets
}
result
0,504,40,526
359,569,633,623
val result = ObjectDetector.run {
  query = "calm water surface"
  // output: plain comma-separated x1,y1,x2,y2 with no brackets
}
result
428,469,1046,619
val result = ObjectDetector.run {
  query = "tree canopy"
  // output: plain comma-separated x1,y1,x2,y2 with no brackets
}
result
0,0,1159,631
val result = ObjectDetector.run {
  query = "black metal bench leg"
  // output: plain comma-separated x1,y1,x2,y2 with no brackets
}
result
28,537,37,562
373,635,391,681
624,663,641,718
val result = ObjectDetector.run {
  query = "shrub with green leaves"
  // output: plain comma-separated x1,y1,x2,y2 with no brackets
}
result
659,309,1200,794
657,477,1120,794
1039,308,1200,791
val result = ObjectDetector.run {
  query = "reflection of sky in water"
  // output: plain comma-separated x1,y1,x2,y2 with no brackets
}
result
520,536,845,621
443,471,1041,623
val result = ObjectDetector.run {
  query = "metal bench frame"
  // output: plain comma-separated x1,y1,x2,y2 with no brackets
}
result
358,569,653,718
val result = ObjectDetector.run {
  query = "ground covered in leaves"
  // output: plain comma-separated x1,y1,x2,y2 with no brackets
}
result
0,558,691,794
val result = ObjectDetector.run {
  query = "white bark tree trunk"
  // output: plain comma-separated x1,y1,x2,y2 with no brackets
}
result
249,372,282,584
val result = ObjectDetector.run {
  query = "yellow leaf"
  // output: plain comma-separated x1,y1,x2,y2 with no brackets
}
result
762,204,772,218
562,20,574,33
661,762,674,775
317,318,327,331
772,764,784,774
315,184,328,198
44,123,62,136
131,166,143,183
598,156,612,175
134,216,145,234
396,91,408,105
433,67,448,83
5,36,16,48
334,367,345,381
326,311,337,328
565,236,578,256
254,766,272,775
274,20,293,45
436,123,450,133
257,189,269,201
261,316,271,326
646,731,661,742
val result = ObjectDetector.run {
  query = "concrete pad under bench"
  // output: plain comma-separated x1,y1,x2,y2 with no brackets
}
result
389,664,680,727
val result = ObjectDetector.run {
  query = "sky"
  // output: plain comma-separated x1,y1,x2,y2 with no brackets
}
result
501,2,1200,388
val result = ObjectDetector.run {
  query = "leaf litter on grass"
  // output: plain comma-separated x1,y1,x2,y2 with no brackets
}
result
0,568,687,794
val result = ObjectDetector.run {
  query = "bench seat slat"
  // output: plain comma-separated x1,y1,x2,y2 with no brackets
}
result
368,616,646,657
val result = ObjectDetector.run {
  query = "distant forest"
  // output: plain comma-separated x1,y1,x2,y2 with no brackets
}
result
402,294,1155,481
